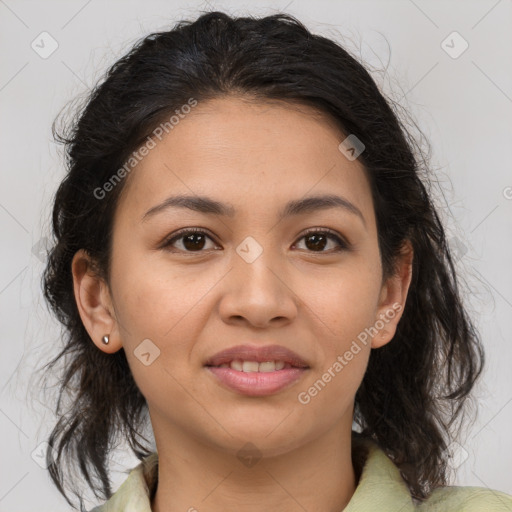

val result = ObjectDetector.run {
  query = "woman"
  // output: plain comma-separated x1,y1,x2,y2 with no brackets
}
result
40,10,512,512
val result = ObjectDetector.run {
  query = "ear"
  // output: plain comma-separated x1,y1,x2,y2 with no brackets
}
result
71,249,122,353
371,240,414,349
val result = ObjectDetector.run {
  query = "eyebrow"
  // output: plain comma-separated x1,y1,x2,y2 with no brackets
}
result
142,193,366,227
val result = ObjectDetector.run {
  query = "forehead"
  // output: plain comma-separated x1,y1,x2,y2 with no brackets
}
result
115,96,373,223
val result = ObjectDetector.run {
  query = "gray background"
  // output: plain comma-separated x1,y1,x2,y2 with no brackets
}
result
1,0,511,510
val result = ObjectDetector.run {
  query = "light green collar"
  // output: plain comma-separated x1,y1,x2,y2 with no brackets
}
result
90,437,512,511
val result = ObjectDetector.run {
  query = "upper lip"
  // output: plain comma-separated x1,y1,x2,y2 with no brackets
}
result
204,344,310,368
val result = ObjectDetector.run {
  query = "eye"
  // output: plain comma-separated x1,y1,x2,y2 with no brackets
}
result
161,227,349,254
293,228,349,253
161,227,218,253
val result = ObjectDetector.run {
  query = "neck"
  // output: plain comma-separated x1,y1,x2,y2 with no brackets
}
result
151,417,357,512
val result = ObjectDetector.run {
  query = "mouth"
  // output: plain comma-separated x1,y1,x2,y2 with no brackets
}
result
204,344,310,396
206,359,301,372
204,343,310,369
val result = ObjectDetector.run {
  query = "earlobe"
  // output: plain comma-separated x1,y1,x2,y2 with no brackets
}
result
71,249,122,353
371,240,414,349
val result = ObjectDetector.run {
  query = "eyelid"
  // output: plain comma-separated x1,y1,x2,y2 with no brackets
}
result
159,227,218,249
298,227,350,249
160,226,350,252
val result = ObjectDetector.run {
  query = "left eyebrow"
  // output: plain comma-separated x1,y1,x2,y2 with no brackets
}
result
141,193,366,228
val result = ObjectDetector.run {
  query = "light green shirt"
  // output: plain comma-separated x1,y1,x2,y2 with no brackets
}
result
90,438,512,511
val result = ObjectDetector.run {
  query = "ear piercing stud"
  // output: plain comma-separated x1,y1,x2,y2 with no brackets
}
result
102,335,110,345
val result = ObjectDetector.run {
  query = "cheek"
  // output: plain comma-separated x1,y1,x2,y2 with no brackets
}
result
110,260,208,408
291,255,380,413
295,271,376,417
109,251,222,387
111,247,213,339
300,257,382,349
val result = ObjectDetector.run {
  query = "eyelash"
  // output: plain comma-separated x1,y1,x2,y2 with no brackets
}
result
160,227,350,254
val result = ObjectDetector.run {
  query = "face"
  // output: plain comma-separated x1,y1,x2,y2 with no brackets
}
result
73,96,412,458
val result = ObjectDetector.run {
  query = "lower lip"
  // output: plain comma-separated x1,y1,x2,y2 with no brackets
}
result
205,366,308,396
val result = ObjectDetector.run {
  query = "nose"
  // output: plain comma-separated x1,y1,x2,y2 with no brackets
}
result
218,245,299,329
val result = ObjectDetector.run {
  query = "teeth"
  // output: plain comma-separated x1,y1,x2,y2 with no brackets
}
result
259,361,277,372
242,361,259,372
220,360,290,372
231,360,243,371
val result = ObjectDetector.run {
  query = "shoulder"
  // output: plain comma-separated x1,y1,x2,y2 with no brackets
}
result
87,452,159,512
417,485,512,511
348,435,512,512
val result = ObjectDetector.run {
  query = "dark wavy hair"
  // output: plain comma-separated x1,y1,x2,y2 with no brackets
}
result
39,10,485,511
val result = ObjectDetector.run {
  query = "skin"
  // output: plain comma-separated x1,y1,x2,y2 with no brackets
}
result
72,96,413,512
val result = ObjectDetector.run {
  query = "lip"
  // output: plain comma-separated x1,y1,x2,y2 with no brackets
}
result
204,344,309,368
206,366,308,396
204,344,310,397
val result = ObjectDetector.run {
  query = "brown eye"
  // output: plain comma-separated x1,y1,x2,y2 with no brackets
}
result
293,229,348,253
161,227,349,254
162,229,217,252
